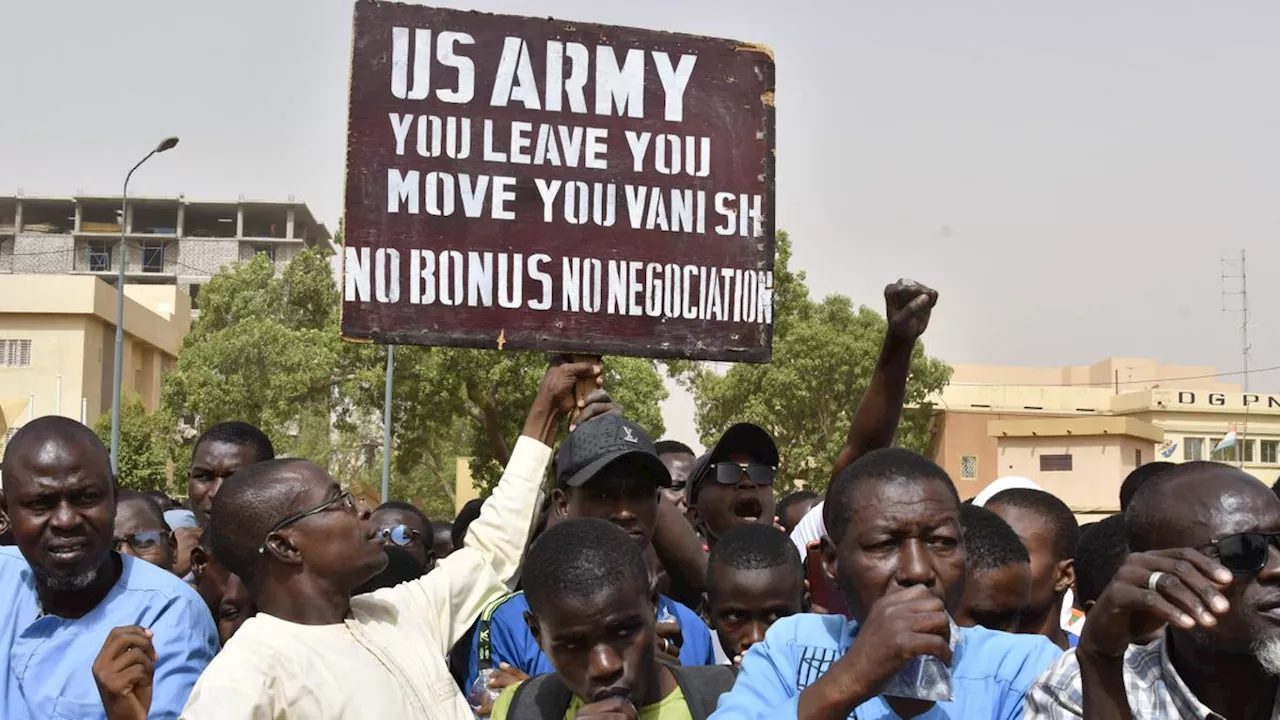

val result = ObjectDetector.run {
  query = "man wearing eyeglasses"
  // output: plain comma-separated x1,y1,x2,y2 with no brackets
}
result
114,490,177,573
1026,461,1280,719
180,360,610,720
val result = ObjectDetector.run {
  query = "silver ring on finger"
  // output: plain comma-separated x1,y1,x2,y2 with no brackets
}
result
1147,570,1167,592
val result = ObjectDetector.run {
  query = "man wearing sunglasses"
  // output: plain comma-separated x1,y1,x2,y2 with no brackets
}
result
114,490,178,573
1027,461,1280,719
687,423,780,549
181,360,610,719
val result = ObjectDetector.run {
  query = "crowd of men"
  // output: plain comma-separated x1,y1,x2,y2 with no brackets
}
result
1,280,1279,719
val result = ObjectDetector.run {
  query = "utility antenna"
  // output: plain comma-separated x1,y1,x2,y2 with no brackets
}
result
1221,250,1250,468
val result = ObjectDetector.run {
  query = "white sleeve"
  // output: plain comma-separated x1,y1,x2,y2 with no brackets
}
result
789,501,826,556
380,436,552,653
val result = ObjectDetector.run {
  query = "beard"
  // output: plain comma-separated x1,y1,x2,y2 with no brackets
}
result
32,561,106,592
1254,636,1280,677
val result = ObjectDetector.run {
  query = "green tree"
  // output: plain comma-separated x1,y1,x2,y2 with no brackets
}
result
161,250,356,446
93,394,173,492
353,346,669,497
674,232,952,496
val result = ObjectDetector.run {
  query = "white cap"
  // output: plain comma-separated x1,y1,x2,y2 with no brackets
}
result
972,476,1043,507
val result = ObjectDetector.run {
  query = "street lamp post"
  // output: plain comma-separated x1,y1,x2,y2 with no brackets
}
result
110,136,179,476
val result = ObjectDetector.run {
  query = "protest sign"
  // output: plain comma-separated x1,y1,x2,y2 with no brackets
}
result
342,0,776,361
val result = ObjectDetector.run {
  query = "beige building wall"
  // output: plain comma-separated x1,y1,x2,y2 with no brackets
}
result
455,457,480,514
930,358,1280,517
0,275,190,446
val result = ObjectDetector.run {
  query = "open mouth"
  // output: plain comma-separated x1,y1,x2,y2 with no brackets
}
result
733,496,764,521
47,542,88,561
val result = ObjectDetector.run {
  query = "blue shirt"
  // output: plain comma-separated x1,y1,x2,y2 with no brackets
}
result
1066,631,1079,649
0,548,219,720
462,591,715,691
710,613,1063,720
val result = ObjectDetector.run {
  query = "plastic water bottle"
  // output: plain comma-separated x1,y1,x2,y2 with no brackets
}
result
656,605,678,626
468,668,501,718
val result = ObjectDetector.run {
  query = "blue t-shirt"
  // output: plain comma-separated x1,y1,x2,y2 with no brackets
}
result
0,548,219,720
461,591,714,691
710,613,1063,720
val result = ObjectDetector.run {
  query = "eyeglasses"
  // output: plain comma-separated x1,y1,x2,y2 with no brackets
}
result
1201,531,1280,574
257,491,356,554
711,461,776,487
380,524,422,547
113,531,169,553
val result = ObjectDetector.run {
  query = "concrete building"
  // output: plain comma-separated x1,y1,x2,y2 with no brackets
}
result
0,275,191,448
0,193,331,310
928,358,1280,521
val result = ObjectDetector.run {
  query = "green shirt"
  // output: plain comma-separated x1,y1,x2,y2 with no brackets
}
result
489,682,693,720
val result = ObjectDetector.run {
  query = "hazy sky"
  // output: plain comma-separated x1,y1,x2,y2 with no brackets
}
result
4,1,1277,451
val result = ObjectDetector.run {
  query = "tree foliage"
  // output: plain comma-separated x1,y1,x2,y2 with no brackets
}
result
94,394,172,493
673,232,952,496
349,346,667,497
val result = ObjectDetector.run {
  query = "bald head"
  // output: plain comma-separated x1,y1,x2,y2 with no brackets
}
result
0,417,117,595
1,417,110,489
1127,462,1278,552
208,459,316,586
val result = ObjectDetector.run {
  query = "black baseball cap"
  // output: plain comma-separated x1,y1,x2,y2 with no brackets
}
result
688,423,780,503
555,415,672,489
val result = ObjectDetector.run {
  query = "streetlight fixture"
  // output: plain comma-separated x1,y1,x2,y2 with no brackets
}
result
110,136,179,476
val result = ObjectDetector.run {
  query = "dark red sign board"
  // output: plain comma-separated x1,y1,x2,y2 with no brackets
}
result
342,0,776,361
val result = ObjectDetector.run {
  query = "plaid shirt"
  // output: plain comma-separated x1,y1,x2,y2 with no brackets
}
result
1025,634,1280,719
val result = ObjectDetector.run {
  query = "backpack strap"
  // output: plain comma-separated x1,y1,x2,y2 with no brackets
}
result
476,591,523,673
669,663,737,720
507,673,575,719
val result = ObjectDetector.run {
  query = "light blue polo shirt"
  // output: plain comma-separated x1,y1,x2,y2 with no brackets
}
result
0,547,218,719
711,613,1062,719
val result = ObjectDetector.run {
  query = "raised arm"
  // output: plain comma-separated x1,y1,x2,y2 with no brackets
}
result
650,491,709,604
829,280,937,481
387,359,605,653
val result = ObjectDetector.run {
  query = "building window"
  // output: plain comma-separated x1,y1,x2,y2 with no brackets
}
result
188,283,201,310
254,245,275,262
1263,441,1279,465
87,241,111,272
0,339,32,367
1184,437,1204,462
1135,449,1143,467
1213,439,1238,463
960,455,978,480
1040,454,1073,472
2,427,16,447
1243,439,1255,464
141,240,165,273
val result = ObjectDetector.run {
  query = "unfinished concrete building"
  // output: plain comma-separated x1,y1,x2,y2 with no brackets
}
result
0,194,332,311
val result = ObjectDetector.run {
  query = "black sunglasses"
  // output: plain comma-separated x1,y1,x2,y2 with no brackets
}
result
113,531,169,552
258,491,356,554
1202,531,1280,574
711,461,776,487
380,524,422,547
